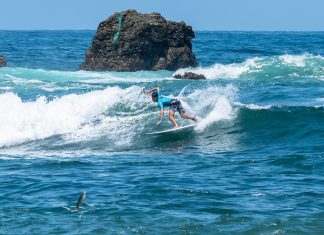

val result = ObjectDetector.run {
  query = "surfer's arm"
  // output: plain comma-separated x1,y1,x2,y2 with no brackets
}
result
144,87,160,95
156,109,164,125
159,109,164,119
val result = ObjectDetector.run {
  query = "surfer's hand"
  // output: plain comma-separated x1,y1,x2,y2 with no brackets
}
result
144,90,150,95
156,120,162,125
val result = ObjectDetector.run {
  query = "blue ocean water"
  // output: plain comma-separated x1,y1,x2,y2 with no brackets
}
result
0,31,323,234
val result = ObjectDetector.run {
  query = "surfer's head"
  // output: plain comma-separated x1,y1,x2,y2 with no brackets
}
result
151,91,158,102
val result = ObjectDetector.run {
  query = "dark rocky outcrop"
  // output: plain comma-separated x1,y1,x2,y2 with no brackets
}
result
173,72,206,80
80,10,197,71
0,56,6,67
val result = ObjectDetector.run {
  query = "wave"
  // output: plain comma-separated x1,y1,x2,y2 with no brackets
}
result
0,67,171,84
236,106,324,142
1,82,322,149
234,102,272,110
0,85,237,148
175,53,324,80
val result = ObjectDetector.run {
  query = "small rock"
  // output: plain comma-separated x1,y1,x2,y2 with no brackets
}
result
0,56,6,67
173,72,206,80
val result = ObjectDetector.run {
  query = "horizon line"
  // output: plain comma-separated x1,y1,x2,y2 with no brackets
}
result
0,29,324,32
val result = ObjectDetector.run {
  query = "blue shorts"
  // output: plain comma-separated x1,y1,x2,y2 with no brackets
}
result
169,100,185,113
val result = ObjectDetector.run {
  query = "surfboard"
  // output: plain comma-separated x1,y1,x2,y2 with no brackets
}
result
146,124,196,135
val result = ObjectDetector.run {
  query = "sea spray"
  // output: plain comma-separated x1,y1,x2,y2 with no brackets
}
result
196,97,235,131
0,86,146,147
182,85,238,131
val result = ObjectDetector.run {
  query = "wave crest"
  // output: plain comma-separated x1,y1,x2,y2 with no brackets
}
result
175,53,324,80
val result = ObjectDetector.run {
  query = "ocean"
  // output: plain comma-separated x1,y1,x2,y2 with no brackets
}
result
0,31,323,234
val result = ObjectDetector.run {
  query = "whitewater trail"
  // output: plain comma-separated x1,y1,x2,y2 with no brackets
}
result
0,86,144,147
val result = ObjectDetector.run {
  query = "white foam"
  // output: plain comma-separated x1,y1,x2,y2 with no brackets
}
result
175,57,262,79
0,67,169,84
64,112,152,147
40,86,64,92
251,191,266,197
63,90,152,147
175,53,324,80
0,86,146,147
178,85,238,131
196,96,235,131
4,74,44,84
279,54,306,67
234,102,272,110
315,98,324,102
0,86,12,90
280,53,324,68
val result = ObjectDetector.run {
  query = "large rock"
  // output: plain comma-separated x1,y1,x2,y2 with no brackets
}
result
80,10,197,71
0,56,6,67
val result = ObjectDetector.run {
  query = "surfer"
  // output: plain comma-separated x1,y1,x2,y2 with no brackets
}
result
144,87,197,128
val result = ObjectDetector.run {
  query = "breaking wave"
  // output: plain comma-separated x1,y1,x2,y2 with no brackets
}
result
0,85,237,148
175,53,324,80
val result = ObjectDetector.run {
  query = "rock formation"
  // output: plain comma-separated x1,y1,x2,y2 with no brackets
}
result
0,56,6,67
173,72,206,80
80,10,197,71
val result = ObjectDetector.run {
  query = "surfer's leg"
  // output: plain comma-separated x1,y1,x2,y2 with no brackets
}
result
180,112,197,122
169,110,179,128
177,102,197,122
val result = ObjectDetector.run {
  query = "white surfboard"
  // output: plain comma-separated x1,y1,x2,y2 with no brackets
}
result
146,124,196,135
